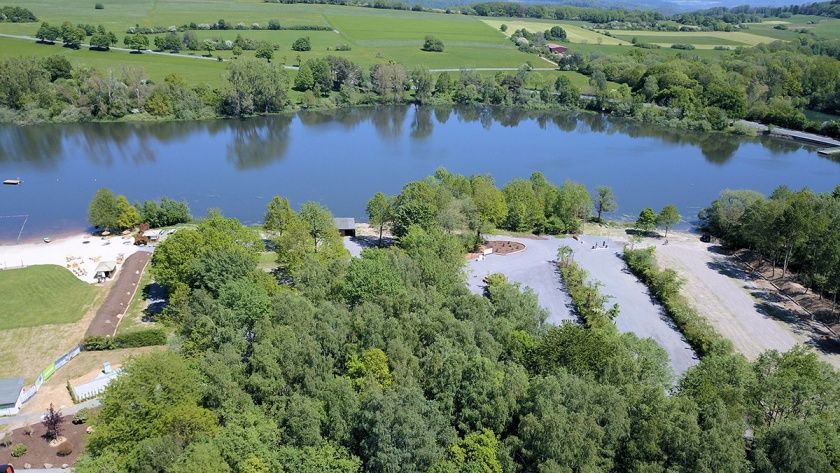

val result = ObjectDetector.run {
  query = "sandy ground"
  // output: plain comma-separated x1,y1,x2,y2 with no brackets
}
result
652,234,840,369
467,235,699,377
0,233,145,284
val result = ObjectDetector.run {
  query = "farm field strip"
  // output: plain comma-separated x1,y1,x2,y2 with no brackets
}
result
481,19,631,45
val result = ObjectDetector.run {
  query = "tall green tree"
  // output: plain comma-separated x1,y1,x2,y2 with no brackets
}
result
366,192,395,245
88,188,120,229
657,204,681,237
594,186,617,222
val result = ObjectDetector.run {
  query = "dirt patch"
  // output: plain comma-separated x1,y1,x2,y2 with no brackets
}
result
0,415,88,467
86,251,151,337
487,240,526,255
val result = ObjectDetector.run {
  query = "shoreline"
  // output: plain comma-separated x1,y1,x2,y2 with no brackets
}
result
0,231,147,284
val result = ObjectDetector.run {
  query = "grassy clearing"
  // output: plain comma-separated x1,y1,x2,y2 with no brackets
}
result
0,265,100,330
481,19,630,45
258,251,278,272
115,264,158,336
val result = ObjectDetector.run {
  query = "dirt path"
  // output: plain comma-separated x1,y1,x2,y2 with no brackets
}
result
85,251,150,337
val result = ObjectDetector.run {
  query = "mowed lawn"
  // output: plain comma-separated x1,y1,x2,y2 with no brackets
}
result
0,265,100,330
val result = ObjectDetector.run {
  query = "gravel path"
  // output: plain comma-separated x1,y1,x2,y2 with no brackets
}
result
655,236,840,368
467,235,698,376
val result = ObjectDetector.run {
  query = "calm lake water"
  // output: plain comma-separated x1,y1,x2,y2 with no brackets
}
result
1,106,838,243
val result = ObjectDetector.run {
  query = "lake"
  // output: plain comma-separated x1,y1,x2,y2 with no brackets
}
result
1,106,838,243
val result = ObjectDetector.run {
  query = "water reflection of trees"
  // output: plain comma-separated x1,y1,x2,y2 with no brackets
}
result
0,124,64,169
410,106,433,140
226,115,292,170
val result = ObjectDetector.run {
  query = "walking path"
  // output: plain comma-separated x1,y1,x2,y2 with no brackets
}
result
85,251,150,337
736,119,840,147
0,400,99,427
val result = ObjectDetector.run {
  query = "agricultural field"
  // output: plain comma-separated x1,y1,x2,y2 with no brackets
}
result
0,0,538,78
481,19,631,45
608,30,777,49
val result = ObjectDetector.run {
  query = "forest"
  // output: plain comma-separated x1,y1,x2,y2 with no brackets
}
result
71,171,840,472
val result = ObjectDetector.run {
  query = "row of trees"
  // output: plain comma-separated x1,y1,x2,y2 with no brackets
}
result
4,31,840,136
363,169,618,251
87,188,191,230
701,185,840,316
35,21,118,50
74,183,840,472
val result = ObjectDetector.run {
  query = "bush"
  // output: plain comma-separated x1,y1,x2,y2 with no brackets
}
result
57,442,73,456
335,43,351,51
114,328,167,348
291,36,311,51
623,247,733,357
0,435,11,447
95,2,104,9
670,43,695,50
72,408,91,424
11,443,27,457
556,247,616,330
83,329,167,351
421,35,444,52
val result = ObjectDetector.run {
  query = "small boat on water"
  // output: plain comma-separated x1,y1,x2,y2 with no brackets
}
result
43,237,51,243
3,178,22,185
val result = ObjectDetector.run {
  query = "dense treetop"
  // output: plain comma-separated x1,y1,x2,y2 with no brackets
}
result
76,172,840,472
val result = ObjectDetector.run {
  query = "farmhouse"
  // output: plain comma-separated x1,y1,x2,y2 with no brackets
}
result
546,43,568,55
0,377,23,416
335,218,356,237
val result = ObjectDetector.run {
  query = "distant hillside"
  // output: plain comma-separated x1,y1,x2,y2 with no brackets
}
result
440,0,837,13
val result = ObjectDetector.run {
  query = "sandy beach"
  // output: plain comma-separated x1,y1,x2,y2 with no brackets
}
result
0,233,146,284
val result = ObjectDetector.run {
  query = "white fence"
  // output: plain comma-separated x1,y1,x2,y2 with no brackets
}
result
70,369,122,402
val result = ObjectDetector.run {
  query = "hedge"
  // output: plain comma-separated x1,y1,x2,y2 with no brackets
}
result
83,328,167,351
622,247,733,358
556,246,617,330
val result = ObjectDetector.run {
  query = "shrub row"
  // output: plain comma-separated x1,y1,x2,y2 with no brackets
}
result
622,247,733,357
83,328,167,351
127,21,331,34
556,246,617,330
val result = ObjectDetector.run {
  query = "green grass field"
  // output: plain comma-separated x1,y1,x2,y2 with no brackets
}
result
0,265,100,330
609,30,777,49
0,0,538,76
481,19,631,45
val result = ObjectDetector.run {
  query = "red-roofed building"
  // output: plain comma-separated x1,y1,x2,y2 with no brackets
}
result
546,43,568,55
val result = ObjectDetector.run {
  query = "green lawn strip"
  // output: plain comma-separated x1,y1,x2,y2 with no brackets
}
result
0,265,100,330
116,263,157,335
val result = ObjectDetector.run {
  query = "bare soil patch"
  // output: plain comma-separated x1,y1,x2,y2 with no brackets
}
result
487,240,526,255
0,415,88,467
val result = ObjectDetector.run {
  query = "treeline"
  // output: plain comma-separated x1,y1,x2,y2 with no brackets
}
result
126,18,331,34
572,37,840,136
469,2,663,23
71,175,840,472
0,5,36,22
687,1,840,21
700,185,840,316
36,21,119,50
363,169,609,252
88,188,192,231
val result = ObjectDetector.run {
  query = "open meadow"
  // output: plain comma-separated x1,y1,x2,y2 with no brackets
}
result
0,265,104,381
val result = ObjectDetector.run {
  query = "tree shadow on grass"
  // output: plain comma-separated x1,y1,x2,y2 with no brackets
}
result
141,282,167,321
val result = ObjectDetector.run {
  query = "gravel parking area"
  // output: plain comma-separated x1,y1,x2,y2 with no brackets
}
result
467,235,698,376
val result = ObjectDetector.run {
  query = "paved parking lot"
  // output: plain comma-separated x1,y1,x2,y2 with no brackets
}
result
467,235,698,376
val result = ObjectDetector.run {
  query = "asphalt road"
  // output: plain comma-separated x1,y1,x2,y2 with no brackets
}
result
467,235,699,377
